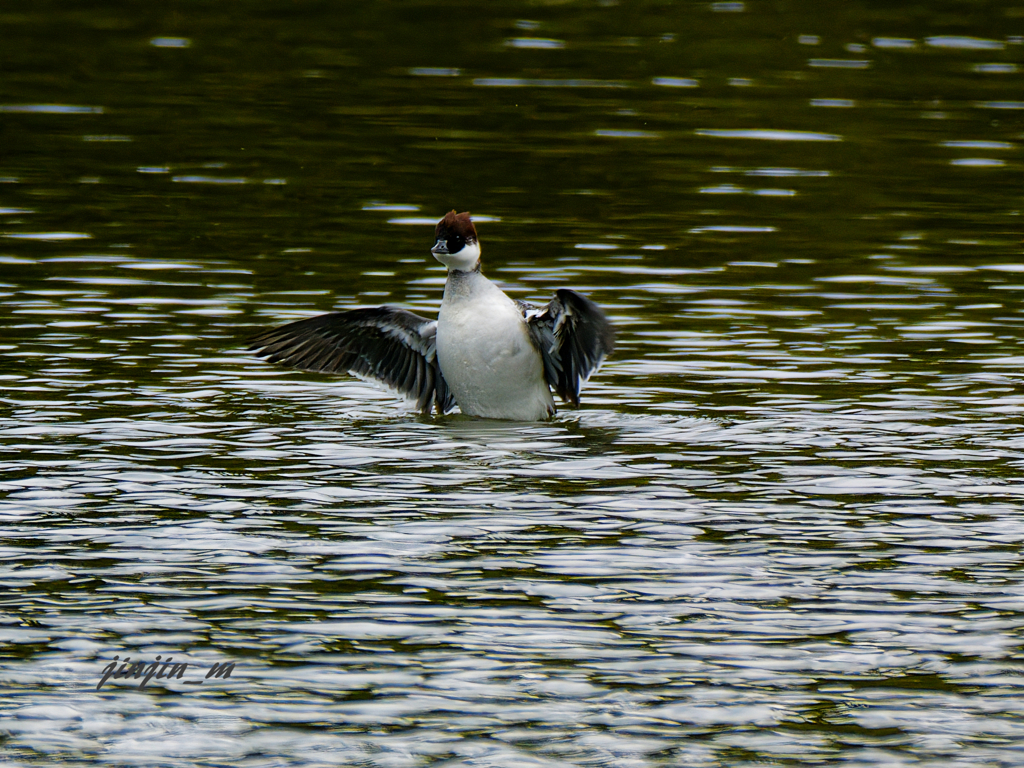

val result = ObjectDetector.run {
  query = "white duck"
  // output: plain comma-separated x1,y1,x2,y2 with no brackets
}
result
252,211,614,420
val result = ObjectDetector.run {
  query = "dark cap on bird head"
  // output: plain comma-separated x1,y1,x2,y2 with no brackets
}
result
435,211,476,242
432,210,478,257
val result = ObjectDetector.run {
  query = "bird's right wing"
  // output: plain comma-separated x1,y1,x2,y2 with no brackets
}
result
250,307,456,414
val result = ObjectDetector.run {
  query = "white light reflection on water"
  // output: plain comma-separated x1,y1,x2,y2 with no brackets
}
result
4,256,1024,768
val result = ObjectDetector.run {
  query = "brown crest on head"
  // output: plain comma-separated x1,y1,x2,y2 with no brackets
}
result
435,210,477,245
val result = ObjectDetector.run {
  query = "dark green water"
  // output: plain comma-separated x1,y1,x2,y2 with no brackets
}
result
1,2,1023,766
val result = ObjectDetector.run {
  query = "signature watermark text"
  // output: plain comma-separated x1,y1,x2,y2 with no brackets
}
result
97,655,235,690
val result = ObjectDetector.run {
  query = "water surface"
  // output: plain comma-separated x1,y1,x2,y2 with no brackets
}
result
1,1,1024,766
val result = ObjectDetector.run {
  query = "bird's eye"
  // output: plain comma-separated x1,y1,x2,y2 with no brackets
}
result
447,235,465,253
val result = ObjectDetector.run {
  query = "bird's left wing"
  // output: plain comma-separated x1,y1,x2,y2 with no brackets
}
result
250,307,455,414
519,289,615,407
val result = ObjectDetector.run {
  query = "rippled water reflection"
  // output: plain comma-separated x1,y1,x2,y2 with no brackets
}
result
2,1,1024,765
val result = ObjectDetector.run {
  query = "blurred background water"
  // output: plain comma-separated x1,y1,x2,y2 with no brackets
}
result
1,1,1023,766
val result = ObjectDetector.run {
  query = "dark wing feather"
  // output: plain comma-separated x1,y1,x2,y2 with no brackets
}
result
522,289,615,407
250,308,455,415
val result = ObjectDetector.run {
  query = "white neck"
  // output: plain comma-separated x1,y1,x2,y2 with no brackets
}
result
434,241,481,272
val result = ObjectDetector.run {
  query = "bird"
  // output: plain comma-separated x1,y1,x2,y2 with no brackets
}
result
250,211,615,420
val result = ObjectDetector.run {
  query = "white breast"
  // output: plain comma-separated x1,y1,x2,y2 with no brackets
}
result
436,271,555,420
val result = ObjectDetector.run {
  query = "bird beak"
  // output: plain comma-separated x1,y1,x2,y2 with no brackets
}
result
430,239,448,256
